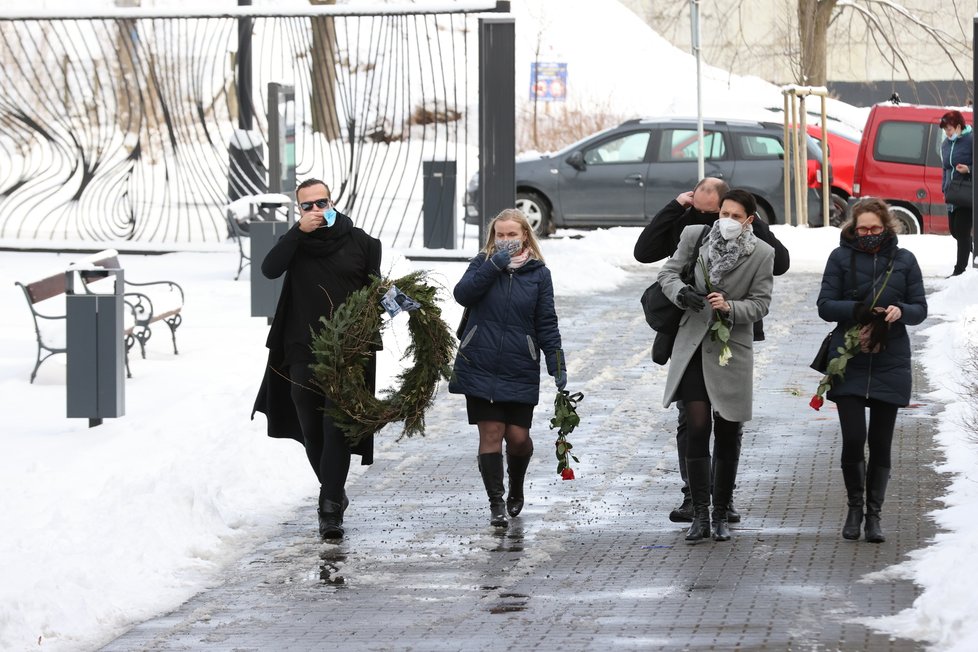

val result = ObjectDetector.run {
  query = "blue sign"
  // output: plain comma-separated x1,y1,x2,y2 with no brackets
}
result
530,62,567,102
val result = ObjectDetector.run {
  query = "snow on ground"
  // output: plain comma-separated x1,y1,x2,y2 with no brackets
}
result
1,225,977,651
2,1,976,651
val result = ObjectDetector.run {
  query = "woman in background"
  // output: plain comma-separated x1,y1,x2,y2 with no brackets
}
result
939,109,973,277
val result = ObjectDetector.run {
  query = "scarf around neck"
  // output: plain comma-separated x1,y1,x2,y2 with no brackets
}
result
706,221,757,286
507,248,532,270
297,211,354,257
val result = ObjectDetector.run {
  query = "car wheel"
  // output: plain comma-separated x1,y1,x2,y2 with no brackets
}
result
829,193,848,227
516,192,551,236
888,205,920,235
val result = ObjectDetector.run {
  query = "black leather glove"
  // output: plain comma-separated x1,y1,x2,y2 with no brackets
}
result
853,302,874,325
677,286,706,311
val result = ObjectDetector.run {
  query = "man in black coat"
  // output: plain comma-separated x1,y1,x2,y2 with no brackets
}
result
634,176,790,524
252,178,382,540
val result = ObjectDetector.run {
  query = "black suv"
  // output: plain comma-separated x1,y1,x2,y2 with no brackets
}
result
465,117,824,234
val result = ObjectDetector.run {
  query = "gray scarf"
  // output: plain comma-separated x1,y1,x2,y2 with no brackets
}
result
706,221,757,287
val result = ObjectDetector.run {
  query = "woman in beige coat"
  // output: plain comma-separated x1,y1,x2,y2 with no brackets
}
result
658,188,774,543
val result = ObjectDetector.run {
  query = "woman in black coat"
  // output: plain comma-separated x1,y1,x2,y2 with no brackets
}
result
449,208,565,528
816,198,927,543
939,109,974,277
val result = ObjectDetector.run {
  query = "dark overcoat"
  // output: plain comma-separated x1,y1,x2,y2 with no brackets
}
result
251,214,382,464
449,253,562,405
816,233,927,406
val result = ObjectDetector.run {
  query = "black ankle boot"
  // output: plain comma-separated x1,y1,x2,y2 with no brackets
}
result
506,447,532,517
841,461,865,540
478,453,508,528
318,493,344,540
865,466,890,543
669,493,693,523
685,457,711,543
712,459,736,542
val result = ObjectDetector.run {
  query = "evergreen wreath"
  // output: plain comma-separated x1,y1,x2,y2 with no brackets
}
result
310,270,456,445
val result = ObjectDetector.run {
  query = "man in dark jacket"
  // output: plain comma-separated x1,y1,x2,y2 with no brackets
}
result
634,176,790,524
252,178,382,540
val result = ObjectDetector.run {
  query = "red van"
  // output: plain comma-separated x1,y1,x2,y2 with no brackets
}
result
807,124,859,225
850,101,973,234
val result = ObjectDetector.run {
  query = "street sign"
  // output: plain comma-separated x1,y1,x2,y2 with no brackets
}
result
530,62,567,102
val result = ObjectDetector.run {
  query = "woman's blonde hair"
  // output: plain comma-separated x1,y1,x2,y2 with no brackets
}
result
482,208,545,262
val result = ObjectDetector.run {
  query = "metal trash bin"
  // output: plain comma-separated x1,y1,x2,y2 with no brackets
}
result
66,268,125,427
250,219,291,322
423,160,457,249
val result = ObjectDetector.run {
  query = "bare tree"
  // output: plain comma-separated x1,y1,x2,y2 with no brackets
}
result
308,0,342,141
824,0,972,87
632,0,972,94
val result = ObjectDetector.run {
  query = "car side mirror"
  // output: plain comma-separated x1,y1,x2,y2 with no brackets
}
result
566,151,586,171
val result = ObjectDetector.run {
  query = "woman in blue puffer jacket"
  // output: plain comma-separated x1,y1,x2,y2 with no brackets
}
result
939,109,974,277
817,198,927,544
450,208,565,528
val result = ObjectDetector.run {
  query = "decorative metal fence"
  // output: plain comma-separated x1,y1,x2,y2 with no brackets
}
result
0,3,501,247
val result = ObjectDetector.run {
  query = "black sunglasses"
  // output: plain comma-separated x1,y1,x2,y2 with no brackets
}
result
299,198,332,211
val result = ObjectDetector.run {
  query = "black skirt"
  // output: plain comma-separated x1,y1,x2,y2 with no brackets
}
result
465,395,534,428
678,346,710,403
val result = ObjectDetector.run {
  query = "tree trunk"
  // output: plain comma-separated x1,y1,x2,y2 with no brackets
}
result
309,0,342,141
797,0,837,86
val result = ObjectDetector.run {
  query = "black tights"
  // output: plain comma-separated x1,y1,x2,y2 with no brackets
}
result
835,396,898,468
683,400,740,460
289,363,351,503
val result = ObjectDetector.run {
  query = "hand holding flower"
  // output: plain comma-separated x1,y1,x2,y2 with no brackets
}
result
882,304,902,323
706,292,730,313
810,262,895,410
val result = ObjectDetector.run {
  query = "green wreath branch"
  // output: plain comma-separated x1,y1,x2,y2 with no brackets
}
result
309,270,456,445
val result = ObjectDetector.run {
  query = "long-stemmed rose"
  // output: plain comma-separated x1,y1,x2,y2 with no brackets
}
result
698,257,733,367
550,390,583,479
810,265,894,410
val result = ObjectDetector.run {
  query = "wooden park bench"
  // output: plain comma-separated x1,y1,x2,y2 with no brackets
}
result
14,249,185,383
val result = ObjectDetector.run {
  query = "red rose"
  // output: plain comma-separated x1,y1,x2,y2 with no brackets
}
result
810,395,824,411
561,467,575,481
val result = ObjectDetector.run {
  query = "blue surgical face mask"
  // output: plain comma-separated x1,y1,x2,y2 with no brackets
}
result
321,206,337,228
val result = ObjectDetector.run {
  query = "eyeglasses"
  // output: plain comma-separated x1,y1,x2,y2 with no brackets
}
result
855,225,884,236
299,198,332,212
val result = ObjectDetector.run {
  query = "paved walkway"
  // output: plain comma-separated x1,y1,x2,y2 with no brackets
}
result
103,270,945,651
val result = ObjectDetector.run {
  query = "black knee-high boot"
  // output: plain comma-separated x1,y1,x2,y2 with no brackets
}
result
865,466,890,543
685,457,711,543
478,453,508,528
711,459,737,542
841,461,865,540
506,445,533,517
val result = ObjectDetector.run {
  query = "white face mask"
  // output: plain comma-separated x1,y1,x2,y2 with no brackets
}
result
717,217,743,241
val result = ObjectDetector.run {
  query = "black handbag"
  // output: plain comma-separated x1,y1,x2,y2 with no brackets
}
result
640,226,709,363
810,331,834,373
944,175,973,207
456,308,470,339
